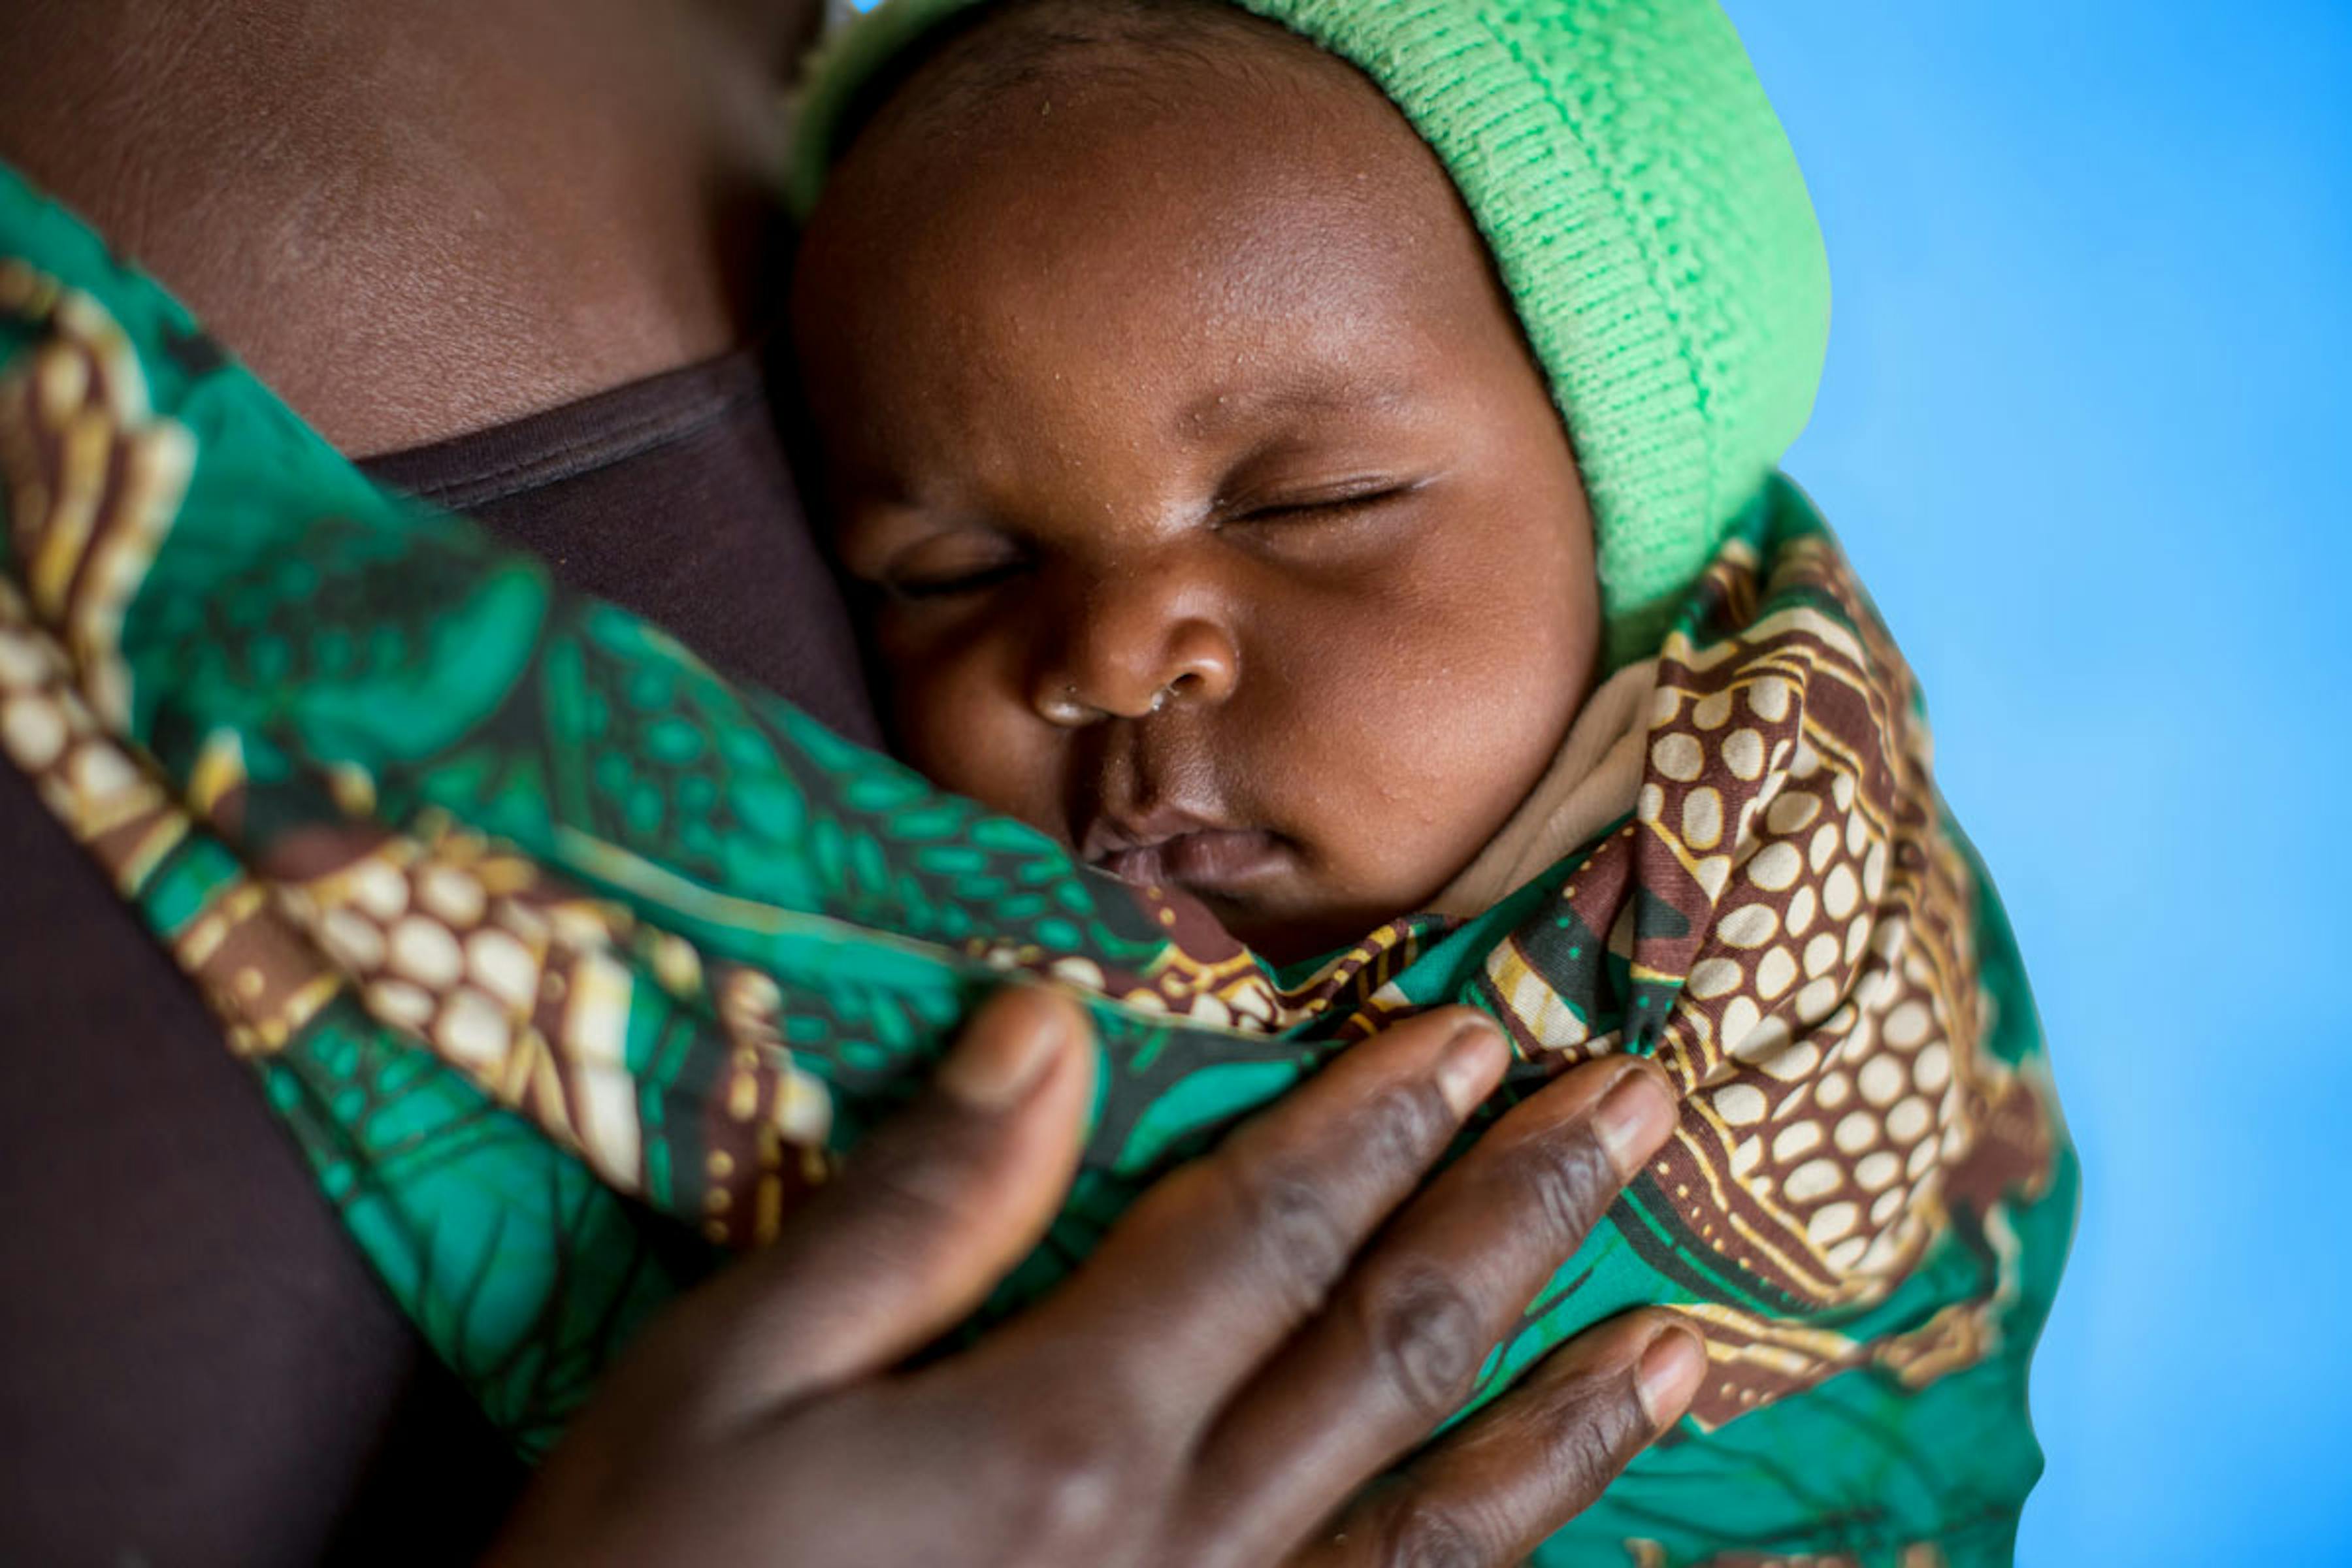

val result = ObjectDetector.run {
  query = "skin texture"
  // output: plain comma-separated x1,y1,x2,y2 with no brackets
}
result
0,2,1696,1560
793,7,1603,962
0,0,809,456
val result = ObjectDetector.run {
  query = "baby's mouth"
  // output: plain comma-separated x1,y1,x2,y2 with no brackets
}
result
1079,805,1290,899
1097,828,1289,895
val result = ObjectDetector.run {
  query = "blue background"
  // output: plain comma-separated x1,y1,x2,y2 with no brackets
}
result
1723,3,2352,1562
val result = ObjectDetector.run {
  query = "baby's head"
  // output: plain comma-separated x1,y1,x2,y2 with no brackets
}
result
792,0,1597,960
790,0,1827,962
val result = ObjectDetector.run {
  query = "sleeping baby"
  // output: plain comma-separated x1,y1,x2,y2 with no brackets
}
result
785,0,2075,1562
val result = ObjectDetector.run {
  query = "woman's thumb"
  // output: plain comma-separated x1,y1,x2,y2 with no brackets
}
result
651,985,1097,1428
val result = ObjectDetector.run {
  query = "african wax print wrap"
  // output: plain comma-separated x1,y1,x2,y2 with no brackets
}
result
0,165,2073,1567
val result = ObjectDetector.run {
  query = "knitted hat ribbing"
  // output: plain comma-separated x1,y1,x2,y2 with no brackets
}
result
787,0,1830,666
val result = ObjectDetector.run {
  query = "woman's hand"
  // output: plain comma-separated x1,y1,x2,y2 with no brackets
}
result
488,988,1699,1567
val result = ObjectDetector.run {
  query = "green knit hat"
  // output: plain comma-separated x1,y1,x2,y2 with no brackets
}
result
786,0,1830,666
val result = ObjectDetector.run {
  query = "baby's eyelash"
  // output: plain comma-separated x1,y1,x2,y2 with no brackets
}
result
889,559,1028,601
1231,480,1416,525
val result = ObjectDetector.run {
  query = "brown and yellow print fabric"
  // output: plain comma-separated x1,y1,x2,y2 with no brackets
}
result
1318,532,2063,1438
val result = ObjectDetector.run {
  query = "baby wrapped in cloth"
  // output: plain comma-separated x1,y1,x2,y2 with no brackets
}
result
0,1,2072,1561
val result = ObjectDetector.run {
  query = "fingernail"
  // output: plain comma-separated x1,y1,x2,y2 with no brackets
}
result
1435,1020,1509,1117
938,990,1071,1109
1635,1327,1705,1429
1593,1061,1676,1178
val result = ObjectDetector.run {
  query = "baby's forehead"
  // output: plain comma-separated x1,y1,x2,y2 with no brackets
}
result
834,0,1455,227
805,74,1497,379
792,0,1544,482
872,0,1334,136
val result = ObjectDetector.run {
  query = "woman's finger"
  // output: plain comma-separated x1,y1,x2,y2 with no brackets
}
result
1288,1312,1704,1568
1181,1054,1678,1565
628,985,1098,1431
979,1007,1510,1431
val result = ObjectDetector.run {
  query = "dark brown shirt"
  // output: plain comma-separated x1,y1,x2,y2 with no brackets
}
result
0,351,875,1565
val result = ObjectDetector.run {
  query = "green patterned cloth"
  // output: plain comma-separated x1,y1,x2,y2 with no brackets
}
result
0,161,2071,1567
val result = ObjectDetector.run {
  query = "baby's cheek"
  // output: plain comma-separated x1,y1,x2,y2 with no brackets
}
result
887,659,1041,816
1292,576,1584,897
1269,653,1501,885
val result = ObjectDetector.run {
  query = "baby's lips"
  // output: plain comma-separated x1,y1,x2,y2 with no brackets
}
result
1073,795,1228,865
1096,826,1288,896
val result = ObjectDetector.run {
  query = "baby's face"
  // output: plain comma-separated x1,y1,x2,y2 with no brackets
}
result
792,21,1599,962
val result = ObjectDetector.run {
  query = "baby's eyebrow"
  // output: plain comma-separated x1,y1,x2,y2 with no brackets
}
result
1175,374,1421,438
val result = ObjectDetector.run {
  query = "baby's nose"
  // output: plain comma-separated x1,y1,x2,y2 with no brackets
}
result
1030,585,1239,727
